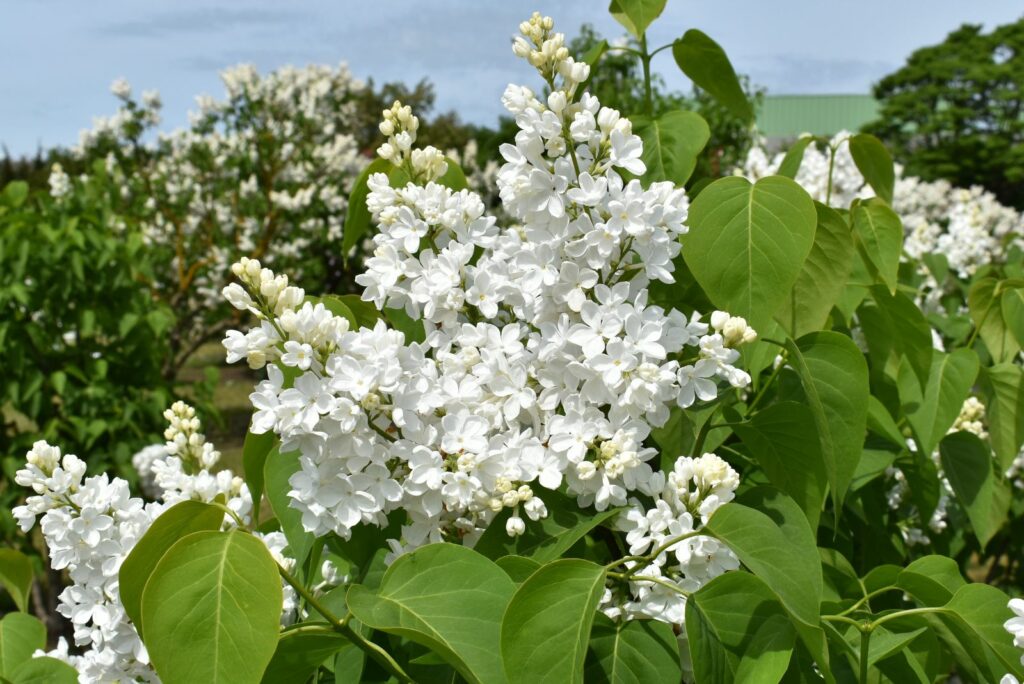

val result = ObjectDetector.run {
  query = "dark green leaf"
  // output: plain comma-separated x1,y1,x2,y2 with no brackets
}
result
896,555,965,607
261,627,347,684
343,158,391,255
981,363,1024,470
242,429,276,520
906,349,978,455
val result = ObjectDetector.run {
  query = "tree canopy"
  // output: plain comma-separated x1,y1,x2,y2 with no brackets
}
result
866,18,1024,208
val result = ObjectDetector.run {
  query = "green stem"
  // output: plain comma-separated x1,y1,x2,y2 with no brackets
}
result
868,606,944,630
825,143,837,206
747,354,786,412
835,585,902,617
859,628,870,683
639,33,654,116
277,564,414,683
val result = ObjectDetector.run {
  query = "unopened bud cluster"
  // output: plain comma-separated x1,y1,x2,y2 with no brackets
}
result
376,100,448,183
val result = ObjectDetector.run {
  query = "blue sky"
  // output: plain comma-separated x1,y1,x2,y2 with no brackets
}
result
2,1,1021,156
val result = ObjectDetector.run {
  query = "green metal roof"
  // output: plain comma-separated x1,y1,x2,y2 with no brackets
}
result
756,94,879,138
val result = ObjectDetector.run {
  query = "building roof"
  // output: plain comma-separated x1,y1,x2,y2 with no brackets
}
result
756,94,880,139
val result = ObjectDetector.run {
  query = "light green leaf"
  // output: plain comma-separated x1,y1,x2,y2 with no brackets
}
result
969,278,1021,362
261,627,347,684
119,500,225,637
501,559,606,684
630,111,709,186
0,550,32,613
347,543,514,684
938,431,1010,549
8,656,78,684
703,496,821,628
333,294,381,329
851,198,902,294
732,402,826,530
607,0,667,38
685,572,794,684
784,331,869,506
473,489,621,563
584,614,682,684
672,29,754,121
907,349,979,455
848,134,894,204
685,175,816,332
2,181,29,208
776,201,855,337
438,157,468,190
142,530,283,684
896,555,965,607
264,447,315,566
242,429,276,520
316,294,358,329
776,136,815,179
0,614,45,678
981,363,1024,470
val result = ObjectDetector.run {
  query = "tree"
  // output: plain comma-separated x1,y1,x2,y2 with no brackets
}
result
866,18,1024,209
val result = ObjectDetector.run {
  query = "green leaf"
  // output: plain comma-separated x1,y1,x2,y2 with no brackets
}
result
866,396,906,448
264,447,315,566
672,29,754,121
784,332,868,506
684,176,816,332
934,583,1024,680
685,572,794,684
495,555,541,584
2,181,29,208
316,294,358,329
938,431,1010,549
261,627,347,683
501,558,606,684
969,278,1021,362
864,286,934,389
906,349,978,455
896,555,965,607
981,363,1024,470
732,402,826,530
848,134,895,203
384,306,425,344
473,489,622,563
7,657,78,684
776,202,855,337
0,550,32,613
703,496,821,628
242,429,276,520
0,614,45,678
347,543,514,684
1000,285,1024,348
438,157,469,190
630,111,709,186
119,500,225,637
142,530,283,684
584,614,682,684
343,158,391,255
607,0,667,38
851,198,902,294
334,294,381,329
863,625,928,668
776,136,815,178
